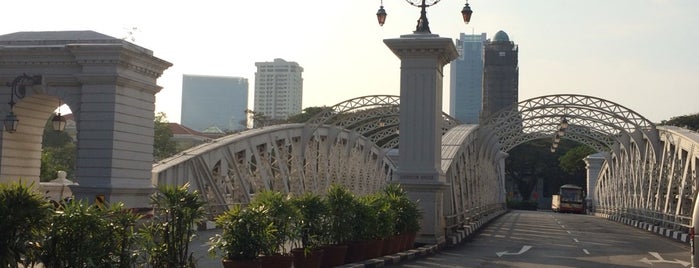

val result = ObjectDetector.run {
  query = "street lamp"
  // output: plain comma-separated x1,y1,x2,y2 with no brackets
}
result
376,0,474,33
51,100,67,132
4,74,66,133
4,74,41,133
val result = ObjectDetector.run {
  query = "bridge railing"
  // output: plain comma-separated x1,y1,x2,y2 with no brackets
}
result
594,126,699,236
598,207,693,232
441,125,508,240
444,203,506,235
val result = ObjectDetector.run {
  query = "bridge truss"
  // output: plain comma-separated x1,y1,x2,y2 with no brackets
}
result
483,94,699,235
152,93,699,241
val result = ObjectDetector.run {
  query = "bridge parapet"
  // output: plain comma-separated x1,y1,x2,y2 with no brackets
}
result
595,125,699,235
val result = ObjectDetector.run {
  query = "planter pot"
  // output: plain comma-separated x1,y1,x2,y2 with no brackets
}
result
382,235,402,255
320,244,348,268
222,259,260,268
292,248,324,268
259,255,293,268
364,239,384,259
404,232,417,251
396,233,408,252
344,241,368,264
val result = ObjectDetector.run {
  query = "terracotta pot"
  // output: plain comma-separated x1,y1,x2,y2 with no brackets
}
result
381,236,395,256
320,244,348,268
222,259,260,268
404,232,417,251
396,233,408,252
292,248,324,268
364,239,384,259
383,234,402,255
344,241,368,264
259,255,293,268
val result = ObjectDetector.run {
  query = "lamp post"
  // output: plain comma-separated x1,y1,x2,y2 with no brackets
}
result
376,0,473,34
4,74,41,133
52,99,67,132
381,0,467,245
4,74,66,133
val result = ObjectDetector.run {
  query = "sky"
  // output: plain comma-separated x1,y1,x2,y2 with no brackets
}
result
1,0,697,124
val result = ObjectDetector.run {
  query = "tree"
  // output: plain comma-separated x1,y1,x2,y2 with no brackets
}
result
559,145,595,176
661,113,699,131
286,106,328,123
506,140,558,201
245,109,271,128
154,112,177,161
505,139,585,201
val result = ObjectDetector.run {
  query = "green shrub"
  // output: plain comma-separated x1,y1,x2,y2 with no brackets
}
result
249,190,299,256
141,182,206,268
0,181,51,268
39,200,140,267
290,192,328,250
209,204,275,261
325,185,356,244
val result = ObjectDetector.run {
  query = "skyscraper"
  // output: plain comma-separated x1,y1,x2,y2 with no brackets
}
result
449,33,487,124
254,58,303,121
181,74,249,132
482,30,519,120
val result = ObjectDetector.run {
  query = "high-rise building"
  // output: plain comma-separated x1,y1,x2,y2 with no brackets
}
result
181,74,249,132
482,30,519,120
254,58,303,121
449,33,487,124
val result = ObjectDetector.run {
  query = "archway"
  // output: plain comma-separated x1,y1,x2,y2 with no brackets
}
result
478,94,659,209
0,31,171,208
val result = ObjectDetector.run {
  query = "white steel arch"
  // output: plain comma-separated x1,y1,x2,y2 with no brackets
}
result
153,93,699,252
153,124,394,216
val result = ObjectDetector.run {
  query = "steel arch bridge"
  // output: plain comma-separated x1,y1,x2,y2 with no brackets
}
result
153,94,699,244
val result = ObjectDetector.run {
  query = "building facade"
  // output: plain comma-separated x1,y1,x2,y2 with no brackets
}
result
254,58,303,121
449,33,487,124
181,74,249,132
482,30,519,120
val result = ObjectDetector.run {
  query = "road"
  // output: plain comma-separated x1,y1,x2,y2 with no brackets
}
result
190,228,221,267
393,210,691,268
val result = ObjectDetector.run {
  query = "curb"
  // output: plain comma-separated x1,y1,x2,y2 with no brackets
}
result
336,244,439,268
445,209,508,246
596,213,689,243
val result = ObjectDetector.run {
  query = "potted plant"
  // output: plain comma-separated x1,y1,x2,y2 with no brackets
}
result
357,194,392,260
249,190,297,268
290,192,327,268
0,182,51,268
343,194,377,263
382,184,410,253
209,204,274,268
322,185,353,267
141,183,206,268
368,192,397,256
402,195,422,251
39,199,141,267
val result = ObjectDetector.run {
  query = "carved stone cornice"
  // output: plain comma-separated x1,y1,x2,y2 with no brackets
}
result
384,34,459,66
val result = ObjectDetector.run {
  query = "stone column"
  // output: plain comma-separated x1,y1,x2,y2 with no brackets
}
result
66,42,172,209
584,152,607,212
384,34,458,245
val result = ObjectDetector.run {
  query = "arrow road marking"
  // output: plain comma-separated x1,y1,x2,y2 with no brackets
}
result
496,245,532,257
639,252,690,267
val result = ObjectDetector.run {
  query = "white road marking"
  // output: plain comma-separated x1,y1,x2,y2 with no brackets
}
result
639,252,690,267
573,238,579,243
496,245,533,257
583,249,590,255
